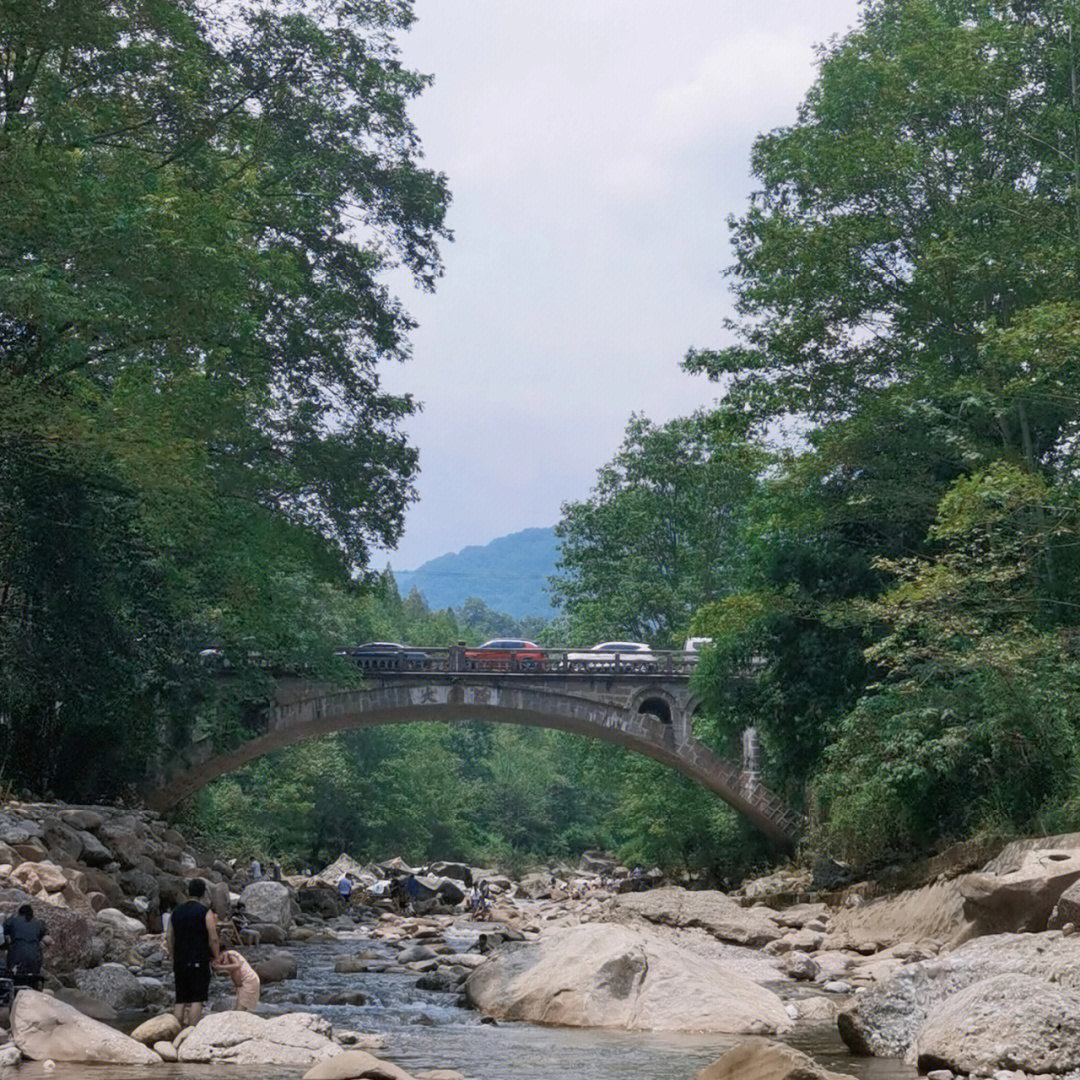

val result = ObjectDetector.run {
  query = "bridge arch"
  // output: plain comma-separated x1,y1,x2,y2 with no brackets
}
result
150,674,802,844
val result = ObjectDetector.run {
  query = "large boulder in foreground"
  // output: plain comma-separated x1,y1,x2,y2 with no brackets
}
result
838,931,1080,1058
177,1010,341,1066
616,887,781,946
303,1049,415,1079
11,988,160,1065
464,923,792,1034
911,973,1080,1075
239,880,294,930
694,1037,856,1080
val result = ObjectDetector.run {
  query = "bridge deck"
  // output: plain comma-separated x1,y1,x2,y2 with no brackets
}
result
337,645,700,677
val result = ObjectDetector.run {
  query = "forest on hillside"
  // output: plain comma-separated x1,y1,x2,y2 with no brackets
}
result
7,0,1080,879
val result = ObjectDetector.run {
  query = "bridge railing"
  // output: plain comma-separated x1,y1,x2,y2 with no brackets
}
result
339,647,702,677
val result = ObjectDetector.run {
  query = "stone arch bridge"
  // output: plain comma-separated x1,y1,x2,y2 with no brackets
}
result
148,647,803,844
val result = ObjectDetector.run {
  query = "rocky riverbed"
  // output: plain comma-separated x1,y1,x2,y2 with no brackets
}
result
5,800,1080,1079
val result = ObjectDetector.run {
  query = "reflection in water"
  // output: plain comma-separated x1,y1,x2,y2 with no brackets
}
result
10,929,913,1080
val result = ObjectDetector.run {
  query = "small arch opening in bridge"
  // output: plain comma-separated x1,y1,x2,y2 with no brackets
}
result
637,697,672,725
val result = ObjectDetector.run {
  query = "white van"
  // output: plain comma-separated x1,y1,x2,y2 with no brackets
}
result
683,637,712,654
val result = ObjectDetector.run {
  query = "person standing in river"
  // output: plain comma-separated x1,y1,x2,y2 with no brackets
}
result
166,878,221,1027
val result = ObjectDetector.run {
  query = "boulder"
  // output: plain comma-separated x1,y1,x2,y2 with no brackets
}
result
616,887,781,946
57,808,105,831
80,868,125,907
0,813,42,846
251,921,288,946
11,860,67,894
694,1037,856,1080
837,931,1080,1058
779,951,819,981
178,1010,341,1065
912,973,1080,1074
43,822,84,863
298,887,344,920
157,873,188,912
99,823,146,869
96,907,146,936
155,1040,179,1061
205,879,231,920
0,889,92,970
514,872,554,900
960,848,1080,935
303,1049,415,1079
416,969,461,993
579,850,616,875
51,987,117,1023
398,944,437,964
255,949,299,983
74,962,153,1012
464,923,792,1034
790,996,838,1025
428,862,472,885
240,880,293,930
74,830,113,868
317,853,370,884
1050,877,1080,929
10,988,160,1065
433,878,466,905
130,1013,183,1046
826,879,970,952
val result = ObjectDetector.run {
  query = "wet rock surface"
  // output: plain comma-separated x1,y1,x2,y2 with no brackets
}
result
465,922,793,1034
11,798,1080,1078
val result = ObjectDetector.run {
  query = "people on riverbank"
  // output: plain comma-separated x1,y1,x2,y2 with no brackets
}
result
213,948,261,1011
166,878,222,1027
337,874,353,905
2,903,48,988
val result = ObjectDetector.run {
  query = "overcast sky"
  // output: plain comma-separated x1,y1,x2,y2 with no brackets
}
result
377,1,863,570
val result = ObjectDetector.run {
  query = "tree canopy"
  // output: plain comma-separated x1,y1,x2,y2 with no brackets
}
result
0,0,449,795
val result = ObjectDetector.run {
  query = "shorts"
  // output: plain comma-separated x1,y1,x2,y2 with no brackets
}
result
174,962,211,1004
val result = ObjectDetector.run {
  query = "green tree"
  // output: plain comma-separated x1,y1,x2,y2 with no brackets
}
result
551,411,765,646
0,0,449,795
685,0,1080,855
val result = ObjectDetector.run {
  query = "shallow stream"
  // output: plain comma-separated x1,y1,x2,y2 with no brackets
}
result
6,925,914,1080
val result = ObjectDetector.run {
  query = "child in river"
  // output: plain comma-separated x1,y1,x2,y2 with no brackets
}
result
213,949,260,1011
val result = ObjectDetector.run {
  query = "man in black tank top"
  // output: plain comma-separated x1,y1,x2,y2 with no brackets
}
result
166,878,221,1027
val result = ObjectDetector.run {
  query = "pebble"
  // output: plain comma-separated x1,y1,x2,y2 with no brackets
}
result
822,979,853,993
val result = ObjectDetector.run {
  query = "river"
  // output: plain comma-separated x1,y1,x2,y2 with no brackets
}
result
5,924,914,1080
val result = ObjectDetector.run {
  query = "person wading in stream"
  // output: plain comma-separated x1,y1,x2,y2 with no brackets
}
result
166,878,221,1027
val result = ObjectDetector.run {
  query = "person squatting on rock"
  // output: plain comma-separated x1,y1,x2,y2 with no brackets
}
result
166,878,221,1027
213,948,260,1011
2,903,48,988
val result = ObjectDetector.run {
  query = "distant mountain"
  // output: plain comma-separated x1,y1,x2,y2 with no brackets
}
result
394,526,560,620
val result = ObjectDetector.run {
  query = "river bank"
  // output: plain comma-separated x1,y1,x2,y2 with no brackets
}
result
5,799,1080,1078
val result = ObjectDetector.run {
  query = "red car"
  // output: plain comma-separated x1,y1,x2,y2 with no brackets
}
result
464,638,547,672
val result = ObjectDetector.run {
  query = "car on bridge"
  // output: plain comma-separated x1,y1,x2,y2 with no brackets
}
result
567,641,659,672
464,638,547,672
334,642,429,671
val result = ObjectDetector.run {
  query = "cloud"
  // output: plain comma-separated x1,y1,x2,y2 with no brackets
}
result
376,1,863,568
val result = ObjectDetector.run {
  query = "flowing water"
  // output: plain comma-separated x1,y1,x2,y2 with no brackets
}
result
5,925,915,1080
